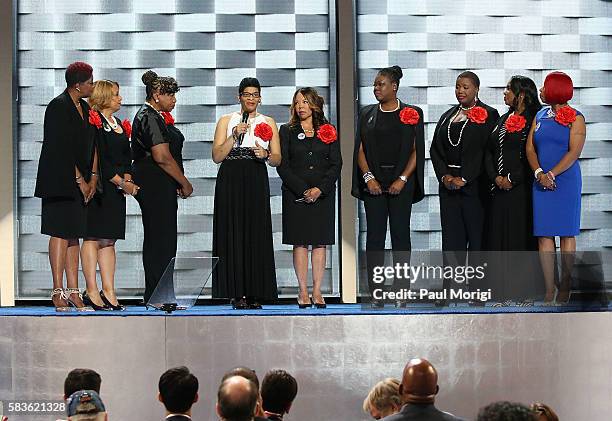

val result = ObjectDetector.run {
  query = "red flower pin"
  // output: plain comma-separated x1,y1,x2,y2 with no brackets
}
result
505,114,526,133
467,106,488,124
88,109,102,129
122,119,132,139
317,123,337,144
554,106,577,127
160,111,175,126
254,122,273,142
399,107,420,125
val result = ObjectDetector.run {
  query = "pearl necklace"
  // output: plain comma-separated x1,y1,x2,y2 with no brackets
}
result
379,99,400,112
102,114,119,130
301,126,315,135
447,103,476,147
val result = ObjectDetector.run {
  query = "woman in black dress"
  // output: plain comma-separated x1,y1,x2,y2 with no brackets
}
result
132,71,193,303
430,71,499,303
81,80,139,310
351,66,425,307
35,61,97,311
484,76,543,305
277,88,342,308
212,78,281,309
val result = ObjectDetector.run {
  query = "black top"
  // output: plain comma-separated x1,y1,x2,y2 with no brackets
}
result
444,122,464,177
95,112,132,187
351,101,426,202
374,109,403,166
132,104,184,170
276,123,342,197
35,90,96,199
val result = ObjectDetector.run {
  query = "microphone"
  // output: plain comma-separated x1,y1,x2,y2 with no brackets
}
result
237,111,249,146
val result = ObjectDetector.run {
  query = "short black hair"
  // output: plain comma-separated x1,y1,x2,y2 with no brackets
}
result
457,70,480,88
238,77,261,94
261,370,298,415
64,369,101,398
477,401,537,421
222,367,260,390
159,366,199,414
217,376,258,421
378,65,403,88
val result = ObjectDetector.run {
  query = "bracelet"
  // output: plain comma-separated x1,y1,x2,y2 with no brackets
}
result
75,175,82,184
507,173,512,184
124,179,134,184
546,171,555,181
534,168,543,179
362,171,374,183
119,179,126,189
91,171,99,177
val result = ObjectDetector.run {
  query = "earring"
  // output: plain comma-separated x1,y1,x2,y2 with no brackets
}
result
155,99,159,103
76,87,81,92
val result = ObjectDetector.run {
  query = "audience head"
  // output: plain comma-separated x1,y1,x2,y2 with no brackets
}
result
158,366,199,415
541,71,573,105
455,70,480,107
64,369,101,400
505,75,542,121
222,366,260,390
530,402,559,421
363,378,401,420
89,80,122,114
66,390,107,421
289,87,327,128
477,401,537,421
217,375,259,421
142,70,179,112
374,65,403,103
399,358,438,405
65,62,94,97
261,369,298,416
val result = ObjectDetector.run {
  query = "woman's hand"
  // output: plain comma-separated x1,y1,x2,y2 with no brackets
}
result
495,176,512,190
537,172,555,190
252,144,268,159
387,179,405,195
366,179,383,195
233,122,249,139
179,179,193,198
304,187,322,203
123,181,140,196
85,177,97,202
442,175,454,190
78,180,92,203
450,177,466,189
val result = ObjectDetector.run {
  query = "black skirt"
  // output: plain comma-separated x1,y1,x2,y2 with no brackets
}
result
86,179,127,240
212,158,277,300
282,188,335,245
41,188,87,239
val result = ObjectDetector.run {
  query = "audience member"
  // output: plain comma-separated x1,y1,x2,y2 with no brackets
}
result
530,403,558,421
64,369,102,399
477,401,537,421
158,366,199,420
260,369,298,420
363,378,401,419
217,375,259,421
66,390,107,421
222,367,267,420
382,358,464,420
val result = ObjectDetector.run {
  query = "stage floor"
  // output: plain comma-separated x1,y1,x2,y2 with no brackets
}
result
1,302,610,316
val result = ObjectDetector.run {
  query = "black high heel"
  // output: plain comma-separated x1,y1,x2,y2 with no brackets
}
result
82,290,109,311
310,296,326,309
100,290,125,311
297,297,312,309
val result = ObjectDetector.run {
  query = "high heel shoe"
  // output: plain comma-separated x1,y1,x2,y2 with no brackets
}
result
82,290,109,311
297,297,312,309
100,290,125,311
310,296,327,309
51,288,70,312
66,288,95,312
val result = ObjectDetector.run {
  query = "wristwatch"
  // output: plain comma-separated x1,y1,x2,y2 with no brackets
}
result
399,175,408,183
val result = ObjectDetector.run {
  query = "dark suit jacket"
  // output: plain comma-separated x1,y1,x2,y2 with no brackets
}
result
276,123,342,197
382,403,465,421
351,101,425,203
165,415,191,421
34,90,96,199
429,101,499,196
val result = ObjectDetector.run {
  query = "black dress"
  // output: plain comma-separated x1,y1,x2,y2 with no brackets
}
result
86,113,132,240
212,115,277,301
35,91,96,239
131,104,184,302
277,124,342,245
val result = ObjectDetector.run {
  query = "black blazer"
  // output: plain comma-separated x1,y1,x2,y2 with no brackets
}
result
351,101,425,203
430,100,499,193
95,112,132,191
35,90,96,199
276,123,342,197
382,403,465,421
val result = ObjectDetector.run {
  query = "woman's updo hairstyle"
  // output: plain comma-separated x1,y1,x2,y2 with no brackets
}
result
142,70,180,100
378,65,403,88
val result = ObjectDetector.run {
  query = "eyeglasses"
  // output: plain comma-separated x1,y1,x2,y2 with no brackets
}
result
240,92,261,99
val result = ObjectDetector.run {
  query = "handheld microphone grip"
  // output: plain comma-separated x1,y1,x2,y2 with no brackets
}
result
237,111,249,146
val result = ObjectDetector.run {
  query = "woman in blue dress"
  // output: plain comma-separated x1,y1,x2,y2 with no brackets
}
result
526,72,586,304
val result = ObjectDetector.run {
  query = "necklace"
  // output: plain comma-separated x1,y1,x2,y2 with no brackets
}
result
102,114,119,130
447,108,470,147
379,99,400,112
301,126,315,135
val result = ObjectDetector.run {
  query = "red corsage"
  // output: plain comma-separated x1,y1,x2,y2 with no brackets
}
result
504,114,526,133
399,107,420,125
554,106,577,127
122,119,132,139
88,109,102,129
467,106,488,124
160,111,175,126
254,122,273,142
317,124,337,144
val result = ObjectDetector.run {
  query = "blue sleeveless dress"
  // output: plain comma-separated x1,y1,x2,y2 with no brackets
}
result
532,107,583,237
